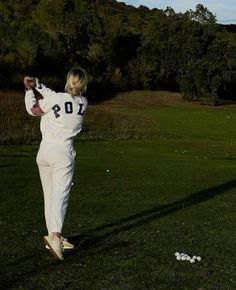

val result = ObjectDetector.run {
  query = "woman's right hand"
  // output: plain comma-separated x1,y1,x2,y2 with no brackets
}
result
24,76,36,90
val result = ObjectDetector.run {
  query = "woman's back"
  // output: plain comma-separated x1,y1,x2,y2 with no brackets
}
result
40,92,88,144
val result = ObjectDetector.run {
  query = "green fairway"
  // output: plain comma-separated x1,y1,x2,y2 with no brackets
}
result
0,91,236,289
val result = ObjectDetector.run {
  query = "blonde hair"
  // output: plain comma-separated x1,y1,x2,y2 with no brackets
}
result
65,67,87,97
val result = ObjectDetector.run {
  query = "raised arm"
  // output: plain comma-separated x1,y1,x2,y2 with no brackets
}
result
34,78,57,98
24,76,58,116
24,76,44,116
24,89,44,116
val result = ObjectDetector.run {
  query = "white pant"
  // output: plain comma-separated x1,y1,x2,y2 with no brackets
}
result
36,140,75,234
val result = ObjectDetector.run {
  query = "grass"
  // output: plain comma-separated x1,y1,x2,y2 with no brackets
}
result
0,90,236,289
1,89,235,144
0,90,40,144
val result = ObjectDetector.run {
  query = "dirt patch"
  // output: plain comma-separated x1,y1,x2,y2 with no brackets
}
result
103,90,202,108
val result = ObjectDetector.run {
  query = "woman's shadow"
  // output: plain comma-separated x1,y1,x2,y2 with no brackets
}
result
67,178,236,253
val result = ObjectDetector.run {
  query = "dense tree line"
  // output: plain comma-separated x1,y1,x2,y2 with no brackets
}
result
0,0,236,104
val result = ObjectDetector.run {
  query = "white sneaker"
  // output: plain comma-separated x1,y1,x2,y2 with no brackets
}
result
45,236,74,250
43,234,64,260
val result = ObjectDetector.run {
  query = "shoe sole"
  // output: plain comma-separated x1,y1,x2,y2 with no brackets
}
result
45,246,74,250
43,236,64,261
64,245,74,250
45,244,74,250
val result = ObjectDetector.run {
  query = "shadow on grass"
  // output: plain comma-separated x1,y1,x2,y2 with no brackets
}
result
0,164,14,168
2,179,235,288
1,251,61,290
68,178,236,252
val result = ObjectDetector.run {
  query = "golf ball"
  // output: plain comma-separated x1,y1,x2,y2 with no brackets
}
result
106,169,110,173
175,251,201,263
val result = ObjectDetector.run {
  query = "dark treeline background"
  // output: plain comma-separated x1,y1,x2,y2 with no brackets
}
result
1,0,236,104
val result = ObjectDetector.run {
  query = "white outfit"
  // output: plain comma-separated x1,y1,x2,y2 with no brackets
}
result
25,82,87,233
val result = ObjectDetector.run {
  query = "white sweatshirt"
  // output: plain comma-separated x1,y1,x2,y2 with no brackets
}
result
25,82,88,145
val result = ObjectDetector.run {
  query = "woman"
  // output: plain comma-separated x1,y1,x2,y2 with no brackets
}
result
24,67,88,260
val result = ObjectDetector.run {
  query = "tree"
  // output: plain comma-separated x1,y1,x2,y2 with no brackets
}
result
185,4,216,25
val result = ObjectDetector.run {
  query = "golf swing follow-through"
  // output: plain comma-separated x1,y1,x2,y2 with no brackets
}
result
24,67,88,260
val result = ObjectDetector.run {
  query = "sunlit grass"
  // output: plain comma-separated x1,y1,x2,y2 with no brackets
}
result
0,90,236,289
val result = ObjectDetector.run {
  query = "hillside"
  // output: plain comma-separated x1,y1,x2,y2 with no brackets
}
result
1,89,235,145
1,1,236,103
221,24,236,33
